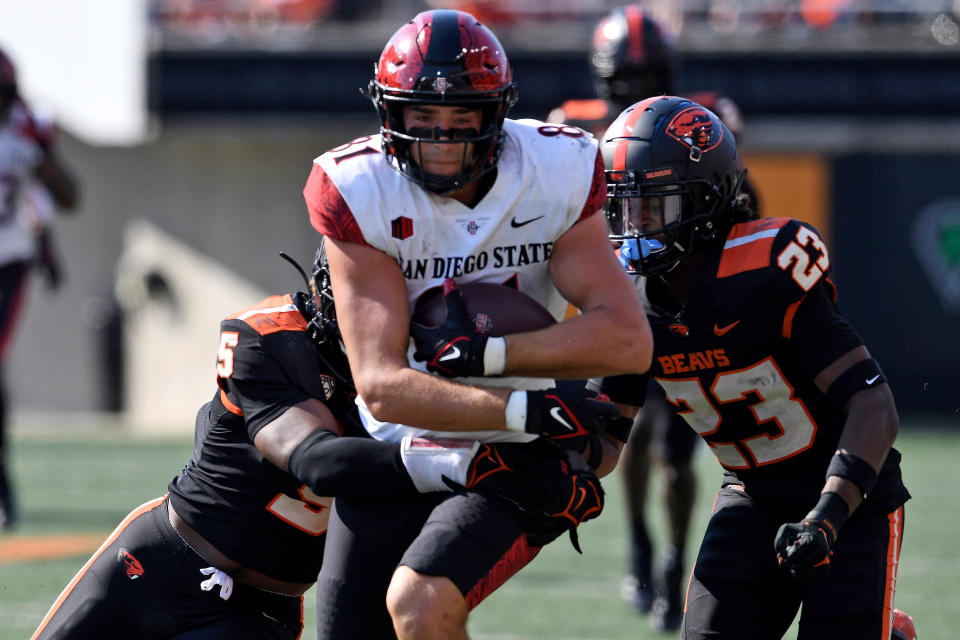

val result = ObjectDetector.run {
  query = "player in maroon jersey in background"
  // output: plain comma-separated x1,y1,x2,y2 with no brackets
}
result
548,7,762,631
0,46,78,530
594,94,910,639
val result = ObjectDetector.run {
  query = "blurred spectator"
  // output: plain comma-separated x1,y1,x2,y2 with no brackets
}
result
0,46,79,530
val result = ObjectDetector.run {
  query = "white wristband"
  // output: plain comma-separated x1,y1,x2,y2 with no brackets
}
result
483,336,507,376
504,390,528,432
400,436,481,493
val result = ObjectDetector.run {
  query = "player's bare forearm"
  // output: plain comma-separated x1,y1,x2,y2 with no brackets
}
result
360,365,513,430
812,346,898,511
326,237,514,431
502,306,651,379
823,383,898,512
503,211,652,379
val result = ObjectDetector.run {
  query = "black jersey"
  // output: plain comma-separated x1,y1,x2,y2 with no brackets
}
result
167,293,361,583
601,218,907,507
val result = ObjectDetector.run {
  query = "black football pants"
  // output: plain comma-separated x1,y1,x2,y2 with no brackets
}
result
682,485,906,640
31,496,303,640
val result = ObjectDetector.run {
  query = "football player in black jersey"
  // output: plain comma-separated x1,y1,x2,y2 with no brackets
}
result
548,7,760,629
593,95,911,639
30,247,586,640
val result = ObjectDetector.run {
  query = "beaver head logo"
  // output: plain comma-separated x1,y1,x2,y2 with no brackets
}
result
665,107,723,153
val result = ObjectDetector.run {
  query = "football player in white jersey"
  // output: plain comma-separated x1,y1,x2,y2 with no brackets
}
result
0,46,78,529
303,9,653,640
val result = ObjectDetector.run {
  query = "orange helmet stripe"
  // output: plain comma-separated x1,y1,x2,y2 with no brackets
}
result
625,5,646,63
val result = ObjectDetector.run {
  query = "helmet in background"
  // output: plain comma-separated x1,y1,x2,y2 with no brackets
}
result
366,9,518,195
600,95,744,275
590,5,676,107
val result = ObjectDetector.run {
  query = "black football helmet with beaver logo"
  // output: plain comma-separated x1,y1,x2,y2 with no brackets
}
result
600,96,746,275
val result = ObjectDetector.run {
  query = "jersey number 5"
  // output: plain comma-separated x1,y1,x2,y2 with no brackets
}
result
657,357,816,469
217,331,239,378
266,485,333,536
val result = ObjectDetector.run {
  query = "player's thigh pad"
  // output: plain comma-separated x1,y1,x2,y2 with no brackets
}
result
683,486,801,640
316,493,444,640
400,490,535,607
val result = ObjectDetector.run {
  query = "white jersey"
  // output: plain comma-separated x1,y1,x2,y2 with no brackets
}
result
306,118,604,443
0,101,47,267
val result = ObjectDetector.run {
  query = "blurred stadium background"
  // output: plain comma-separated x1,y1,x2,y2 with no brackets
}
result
0,0,958,637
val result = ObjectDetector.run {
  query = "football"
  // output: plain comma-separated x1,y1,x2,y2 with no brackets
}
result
411,281,556,336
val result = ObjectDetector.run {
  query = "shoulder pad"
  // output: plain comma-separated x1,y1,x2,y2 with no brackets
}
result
225,294,307,336
717,217,831,294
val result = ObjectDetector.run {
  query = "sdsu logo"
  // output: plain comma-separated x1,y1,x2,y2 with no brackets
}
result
666,107,722,153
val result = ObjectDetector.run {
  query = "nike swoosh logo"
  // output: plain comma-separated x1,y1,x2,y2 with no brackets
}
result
510,215,545,228
713,321,741,336
438,345,461,362
866,375,880,385
549,406,575,431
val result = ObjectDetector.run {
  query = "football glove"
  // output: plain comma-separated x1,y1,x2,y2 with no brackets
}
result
517,389,632,444
410,279,504,378
774,492,849,584
527,448,605,553
449,442,557,518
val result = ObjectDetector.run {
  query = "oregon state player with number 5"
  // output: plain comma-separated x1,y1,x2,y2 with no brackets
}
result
31,249,577,640
304,9,650,640
591,96,911,639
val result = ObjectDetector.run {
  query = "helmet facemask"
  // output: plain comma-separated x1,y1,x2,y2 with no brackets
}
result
601,96,745,276
374,92,510,195
606,170,729,275
366,9,518,196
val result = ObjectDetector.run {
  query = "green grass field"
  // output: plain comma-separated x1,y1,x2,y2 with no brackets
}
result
1,419,954,639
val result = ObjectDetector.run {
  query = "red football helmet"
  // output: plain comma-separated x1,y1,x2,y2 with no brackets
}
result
600,95,746,275
590,5,676,108
366,9,518,195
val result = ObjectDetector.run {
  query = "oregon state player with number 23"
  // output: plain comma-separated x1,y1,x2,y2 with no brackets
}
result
592,96,910,639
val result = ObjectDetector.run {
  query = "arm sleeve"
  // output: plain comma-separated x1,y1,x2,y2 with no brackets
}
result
287,429,419,499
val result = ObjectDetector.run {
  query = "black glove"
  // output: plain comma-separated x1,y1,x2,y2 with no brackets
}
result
527,448,605,553
411,279,490,378
522,389,632,445
444,442,556,518
774,492,849,584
